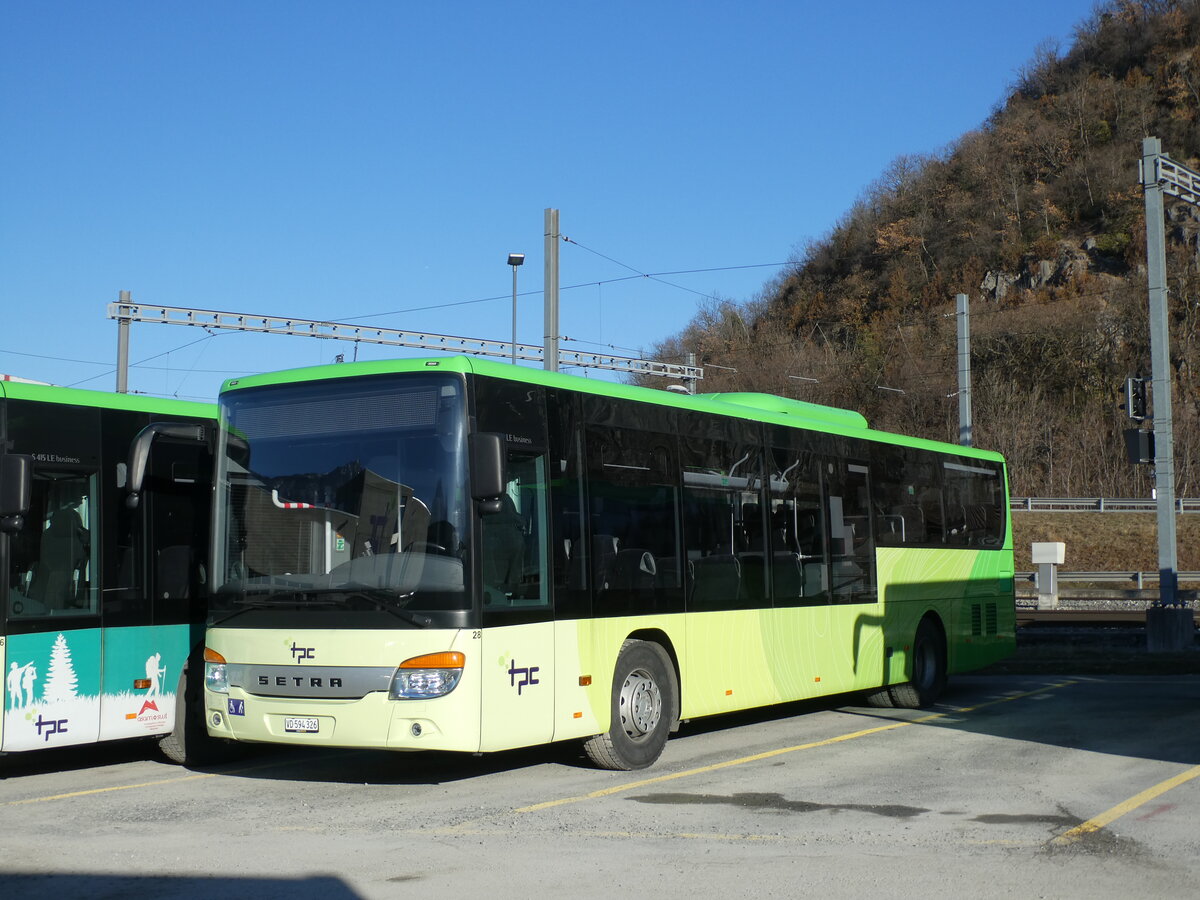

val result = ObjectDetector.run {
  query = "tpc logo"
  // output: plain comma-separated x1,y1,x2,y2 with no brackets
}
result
290,642,315,662
34,713,69,742
508,660,540,695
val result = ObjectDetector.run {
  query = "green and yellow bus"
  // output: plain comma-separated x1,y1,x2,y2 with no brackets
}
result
203,356,1014,770
1,378,222,763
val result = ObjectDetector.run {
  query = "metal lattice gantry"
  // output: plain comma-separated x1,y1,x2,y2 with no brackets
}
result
106,301,703,383
1156,152,1200,205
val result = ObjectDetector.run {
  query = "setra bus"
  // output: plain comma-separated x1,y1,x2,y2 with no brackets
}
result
202,356,1014,770
1,377,222,764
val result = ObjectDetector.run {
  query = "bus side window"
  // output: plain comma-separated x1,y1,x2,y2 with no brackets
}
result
827,462,876,605
9,472,99,618
681,434,765,611
768,447,828,606
943,460,1005,548
481,453,549,608
584,425,681,614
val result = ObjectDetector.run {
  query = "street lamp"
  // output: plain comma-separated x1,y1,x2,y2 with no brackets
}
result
508,253,525,365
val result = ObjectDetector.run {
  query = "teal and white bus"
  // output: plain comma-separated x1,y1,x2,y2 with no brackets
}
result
1,378,220,764
203,357,1014,770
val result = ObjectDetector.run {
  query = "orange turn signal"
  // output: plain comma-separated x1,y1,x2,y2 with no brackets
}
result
204,647,226,664
400,651,465,669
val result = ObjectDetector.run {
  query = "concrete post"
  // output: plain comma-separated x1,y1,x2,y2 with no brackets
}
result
1032,542,1065,610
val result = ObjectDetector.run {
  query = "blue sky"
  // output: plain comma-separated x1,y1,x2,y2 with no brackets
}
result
1,0,1099,401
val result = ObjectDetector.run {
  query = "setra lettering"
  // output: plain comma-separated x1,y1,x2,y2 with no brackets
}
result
257,674,344,689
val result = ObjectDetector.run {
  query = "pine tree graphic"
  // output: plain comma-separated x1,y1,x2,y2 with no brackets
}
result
43,633,79,703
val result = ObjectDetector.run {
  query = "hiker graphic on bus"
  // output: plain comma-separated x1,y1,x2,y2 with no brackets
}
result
145,653,166,696
6,661,38,708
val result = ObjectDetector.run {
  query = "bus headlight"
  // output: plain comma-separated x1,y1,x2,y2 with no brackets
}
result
389,651,465,700
204,647,229,694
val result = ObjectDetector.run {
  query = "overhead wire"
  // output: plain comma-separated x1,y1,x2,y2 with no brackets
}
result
65,330,234,388
337,260,793,325
562,235,789,303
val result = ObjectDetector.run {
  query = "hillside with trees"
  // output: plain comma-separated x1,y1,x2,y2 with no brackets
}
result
645,0,1200,498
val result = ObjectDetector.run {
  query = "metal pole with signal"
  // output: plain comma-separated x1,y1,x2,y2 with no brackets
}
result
1139,136,1200,650
1141,137,1180,613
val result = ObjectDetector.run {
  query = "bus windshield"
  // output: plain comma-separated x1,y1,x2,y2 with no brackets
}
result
211,374,470,619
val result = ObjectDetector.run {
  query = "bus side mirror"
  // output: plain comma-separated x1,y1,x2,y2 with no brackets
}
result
126,422,207,509
0,453,32,532
469,432,506,515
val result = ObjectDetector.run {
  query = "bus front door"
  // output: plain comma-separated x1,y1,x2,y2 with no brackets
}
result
478,452,554,752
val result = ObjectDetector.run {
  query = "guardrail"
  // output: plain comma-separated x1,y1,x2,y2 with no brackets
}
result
1016,571,1200,589
1011,497,1200,512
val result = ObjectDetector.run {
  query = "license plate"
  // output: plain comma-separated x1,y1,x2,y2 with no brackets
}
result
284,716,319,734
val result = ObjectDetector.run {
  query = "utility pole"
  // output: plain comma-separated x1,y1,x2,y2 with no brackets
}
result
115,290,132,393
956,293,972,447
1140,136,1200,650
544,208,560,373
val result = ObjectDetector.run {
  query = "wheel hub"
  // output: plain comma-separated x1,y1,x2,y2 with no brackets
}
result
619,668,662,740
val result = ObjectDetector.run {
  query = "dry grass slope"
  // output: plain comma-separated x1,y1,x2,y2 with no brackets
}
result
1011,512,1200,571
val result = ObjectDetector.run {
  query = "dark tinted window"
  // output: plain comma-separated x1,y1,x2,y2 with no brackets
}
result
680,420,766,611
768,444,829,606
546,390,590,619
584,419,682,617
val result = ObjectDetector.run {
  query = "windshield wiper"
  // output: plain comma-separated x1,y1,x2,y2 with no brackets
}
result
209,586,433,628
338,585,433,628
207,590,335,627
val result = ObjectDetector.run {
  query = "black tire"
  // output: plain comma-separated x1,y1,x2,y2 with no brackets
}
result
862,687,895,708
158,658,242,766
888,618,947,709
583,640,677,771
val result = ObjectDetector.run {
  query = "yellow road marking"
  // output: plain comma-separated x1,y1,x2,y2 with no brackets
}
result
5,772,216,805
3,751,349,806
517,722,910,813
920,679,1077,719
1052,763,1200,846
517,680,1077,813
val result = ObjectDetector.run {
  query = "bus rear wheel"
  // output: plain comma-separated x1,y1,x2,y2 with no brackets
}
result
862,687,895,708
583,640,677,771
888,618,947,709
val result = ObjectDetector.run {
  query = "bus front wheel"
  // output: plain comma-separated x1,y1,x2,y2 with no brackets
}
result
583,640,677,771
158,658,242,766
888,618,947,709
